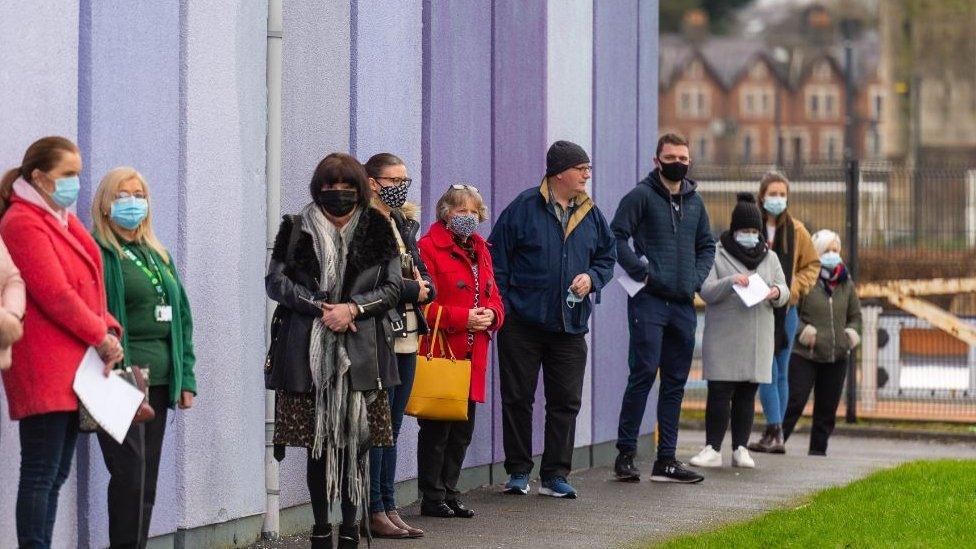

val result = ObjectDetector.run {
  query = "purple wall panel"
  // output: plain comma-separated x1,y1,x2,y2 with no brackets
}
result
591,0,645,444
422,0,495,468
490,0,548,463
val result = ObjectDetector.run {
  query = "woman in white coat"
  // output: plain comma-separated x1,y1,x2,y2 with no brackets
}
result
692,193,790,469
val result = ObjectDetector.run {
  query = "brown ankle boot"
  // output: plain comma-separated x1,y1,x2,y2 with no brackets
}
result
769,424,786,454
747,425,775,453
369,511,409,539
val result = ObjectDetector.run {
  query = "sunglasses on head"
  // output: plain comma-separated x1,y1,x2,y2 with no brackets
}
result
450,184,479,193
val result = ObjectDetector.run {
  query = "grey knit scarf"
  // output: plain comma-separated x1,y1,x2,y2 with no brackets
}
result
301,203,369,507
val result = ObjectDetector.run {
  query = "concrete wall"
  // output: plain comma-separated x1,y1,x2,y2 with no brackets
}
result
0,1,659,545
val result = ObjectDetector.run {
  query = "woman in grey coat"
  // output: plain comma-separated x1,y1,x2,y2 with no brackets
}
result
691,193,790,469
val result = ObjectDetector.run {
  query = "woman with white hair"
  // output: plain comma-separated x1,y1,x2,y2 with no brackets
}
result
781,229,862,456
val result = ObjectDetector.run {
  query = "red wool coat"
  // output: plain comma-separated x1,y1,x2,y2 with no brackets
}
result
0,195,121,420
417,221,505,403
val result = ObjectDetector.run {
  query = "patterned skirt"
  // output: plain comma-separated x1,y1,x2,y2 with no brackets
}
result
274,390,316,448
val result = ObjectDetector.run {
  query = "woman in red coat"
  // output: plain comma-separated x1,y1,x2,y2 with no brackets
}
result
416,184,504,519
0,137,123,548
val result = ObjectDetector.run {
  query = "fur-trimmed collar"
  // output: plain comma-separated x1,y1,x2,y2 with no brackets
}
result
274,206,399,297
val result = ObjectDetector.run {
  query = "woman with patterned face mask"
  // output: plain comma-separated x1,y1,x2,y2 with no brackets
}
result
364,153,435,539
91,167,198,548
0,137,123,548
414,185,505,520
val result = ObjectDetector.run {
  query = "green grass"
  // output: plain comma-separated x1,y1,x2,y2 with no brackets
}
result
653,460,976,549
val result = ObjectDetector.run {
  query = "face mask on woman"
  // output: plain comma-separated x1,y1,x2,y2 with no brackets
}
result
316,189,358,217
377,182,409,209
763,196,787,217
44,174,81,208
447,213,479,238
734,231,761,249
820,251,842,270
110,196,149,230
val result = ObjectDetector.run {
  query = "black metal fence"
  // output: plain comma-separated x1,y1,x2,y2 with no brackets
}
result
682,158,976,424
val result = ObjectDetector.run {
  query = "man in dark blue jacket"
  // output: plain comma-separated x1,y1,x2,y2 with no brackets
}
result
489,140,616,499
612,133,715,484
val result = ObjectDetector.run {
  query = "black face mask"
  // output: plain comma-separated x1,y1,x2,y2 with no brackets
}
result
657,159,689,183
316,189,358,217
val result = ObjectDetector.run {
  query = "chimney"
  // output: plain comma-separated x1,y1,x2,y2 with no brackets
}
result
682,8,709,43
803,5,833,47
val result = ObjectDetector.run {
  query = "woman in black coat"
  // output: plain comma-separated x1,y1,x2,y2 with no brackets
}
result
265,152,402,548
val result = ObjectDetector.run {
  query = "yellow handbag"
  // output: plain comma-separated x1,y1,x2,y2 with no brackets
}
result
405,305,472,421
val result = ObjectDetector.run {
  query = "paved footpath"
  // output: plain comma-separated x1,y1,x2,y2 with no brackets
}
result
255,431,975,549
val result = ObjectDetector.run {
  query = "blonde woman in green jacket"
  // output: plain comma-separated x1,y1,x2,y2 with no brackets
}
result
92,166,197,548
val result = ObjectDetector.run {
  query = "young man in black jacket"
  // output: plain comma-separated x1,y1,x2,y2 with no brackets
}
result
611,133,716,483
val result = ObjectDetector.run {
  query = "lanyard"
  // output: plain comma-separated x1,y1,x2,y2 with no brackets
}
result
122,245,168,306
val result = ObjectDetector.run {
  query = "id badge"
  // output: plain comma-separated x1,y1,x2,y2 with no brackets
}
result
155,305,173,322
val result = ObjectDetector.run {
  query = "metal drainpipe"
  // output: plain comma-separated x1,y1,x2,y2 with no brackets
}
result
263,0,283,540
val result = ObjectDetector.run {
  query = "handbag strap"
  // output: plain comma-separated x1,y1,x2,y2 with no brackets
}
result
420,304,458,361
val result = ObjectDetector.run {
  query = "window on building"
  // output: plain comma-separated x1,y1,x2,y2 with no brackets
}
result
867,130,882,157
746,94,755,113
677,85,710,118
681,92,691,112
820,129,842,162
761,92,770,114
825,94,837,118
743,134,753,162
696,136,709,162
809,94,820,117
873,94,883,121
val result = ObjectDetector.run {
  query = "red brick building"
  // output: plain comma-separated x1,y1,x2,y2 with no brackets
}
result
659,7,884,165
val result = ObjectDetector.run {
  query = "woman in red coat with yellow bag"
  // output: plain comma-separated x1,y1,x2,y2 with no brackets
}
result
415,184,504,519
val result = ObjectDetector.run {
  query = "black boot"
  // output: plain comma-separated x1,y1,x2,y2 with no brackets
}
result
420,499,455,518
310,524,333,549
769,424,786,454
747,425,775,453
337,524,359,548
614,450,641,482
445,498,475,518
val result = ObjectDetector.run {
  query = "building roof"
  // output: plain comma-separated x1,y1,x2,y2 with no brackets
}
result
660,28,880,92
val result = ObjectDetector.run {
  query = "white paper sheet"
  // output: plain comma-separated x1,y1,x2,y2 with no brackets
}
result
72,347,144,444
617,275,646,298
733,273,772,308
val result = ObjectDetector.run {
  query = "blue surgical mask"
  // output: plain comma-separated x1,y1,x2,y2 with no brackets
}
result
763,196,787,217
110,196,149,230
47,175,81,208
734,231,761,249
820,251,842,270
566,288,584,309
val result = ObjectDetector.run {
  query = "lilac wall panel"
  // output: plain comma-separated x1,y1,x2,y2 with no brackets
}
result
351,0,424,481
422,0,494,468
591,0,645,445
638,0,660,176
490,0,548,462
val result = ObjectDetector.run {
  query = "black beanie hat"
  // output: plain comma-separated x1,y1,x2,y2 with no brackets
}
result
546,140,590,177
730,192,763,233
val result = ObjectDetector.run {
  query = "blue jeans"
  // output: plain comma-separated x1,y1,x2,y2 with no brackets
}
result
758,306,798,425
369,352,416,513
17,411,79,549
616,292,697,460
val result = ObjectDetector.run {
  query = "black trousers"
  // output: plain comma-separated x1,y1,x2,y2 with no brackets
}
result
498,320,587,479
705,381,759,451
96,385,170,549
417,400,477,502
782,354,847,454
307,450,358,530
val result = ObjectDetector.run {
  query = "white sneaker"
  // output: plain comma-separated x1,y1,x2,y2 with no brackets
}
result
732,446,756,468
689,445,722,468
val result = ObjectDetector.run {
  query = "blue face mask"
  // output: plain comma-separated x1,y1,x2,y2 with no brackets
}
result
763,196,787,217
111,196,149,230
566,288,584,309
734,231,761,249
47,175,81,208
820,251,842,270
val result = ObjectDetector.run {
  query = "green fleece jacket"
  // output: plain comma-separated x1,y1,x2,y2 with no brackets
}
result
96,234,197,407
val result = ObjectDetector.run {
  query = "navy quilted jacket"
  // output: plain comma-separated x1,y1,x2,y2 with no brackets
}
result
611,169,716,303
